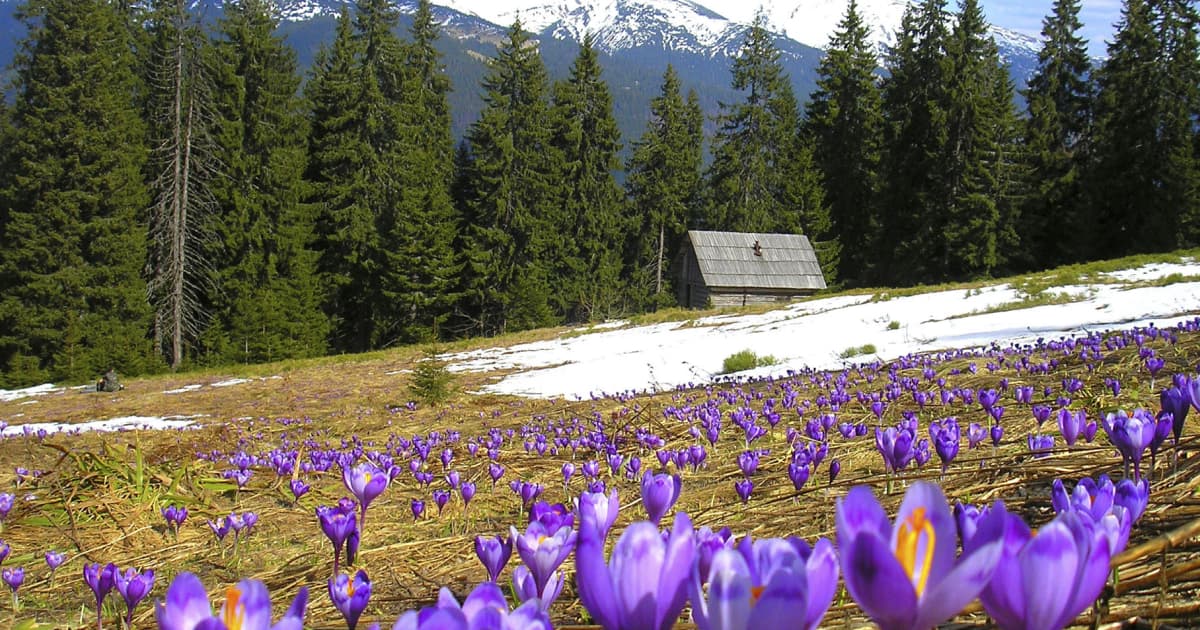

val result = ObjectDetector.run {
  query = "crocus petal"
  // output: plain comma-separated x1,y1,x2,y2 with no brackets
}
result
1019,521,1079,630
612,522,664,630
748,566,808,628
462,581,508,620
890,482,956,596
910,525,1003,630
505,600,553,630
155,573,213,630
842,534,918,630
803,538,839,630
576,516,620,630
233,579,274,630
836,486,891,543
653,512,695,630
702,549,754,630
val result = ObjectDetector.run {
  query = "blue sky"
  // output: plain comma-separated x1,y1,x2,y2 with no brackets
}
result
980,0,1125,57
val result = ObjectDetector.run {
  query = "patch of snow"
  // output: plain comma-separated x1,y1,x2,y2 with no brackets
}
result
162,384,204,395
0,383,62,403
1101,262,1199,282
211,378,250,388
446,260,1200,399
1,415,202,438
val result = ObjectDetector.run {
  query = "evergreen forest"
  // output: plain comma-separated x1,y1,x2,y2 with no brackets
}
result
0,0,1198,387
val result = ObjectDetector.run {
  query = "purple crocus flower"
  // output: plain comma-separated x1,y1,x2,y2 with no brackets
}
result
317,505,357,574
155,572,308,630
0,493,12,525
972,504,1116,630
0,541,8,564
788,461,811,491
1027,433,1055,459
475,534,514,583
207,518,230,542
1103,409,1158,480
562,462,576,485
829,460,841,484
460,482,476,508
835,482,1004,630
84,561,118,625
289,479,311,502
329,570,371,630
929,419,959,474
966,422,986,449
694,526,735,585
579,488,620,539
343,461,389,527
1057,409,1086,447
734,479,754,504
44,550,66,573
576,512,696,630
411,498,425,521
513,563,564,611
432,489,451,516
511,520,577,601
690,536,838,630
640,471,682,525
391,581,551,629
990,425,1004,447
115,567,155,628
2,566,21,591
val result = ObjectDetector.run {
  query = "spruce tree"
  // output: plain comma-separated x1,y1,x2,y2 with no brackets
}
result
143,0,217,370
205,0,327,365
805,0,883,287
1152,0,1200,246
377,0,461,344
306,9,379,352
877,0,958,284
938,0,1007,280
625,65,703,310
0,0,154,385
456,21,558,335
1022,0,1093,268
705,13,829,238
1089,0,1198,256
549,33,627,321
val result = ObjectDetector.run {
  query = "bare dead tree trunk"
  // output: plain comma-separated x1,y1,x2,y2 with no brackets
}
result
656,222,665,295
146,0,214,370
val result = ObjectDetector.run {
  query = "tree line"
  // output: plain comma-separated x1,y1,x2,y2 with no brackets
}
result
0,0,1196,387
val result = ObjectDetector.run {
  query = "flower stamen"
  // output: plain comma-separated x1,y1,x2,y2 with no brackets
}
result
895,507,935,597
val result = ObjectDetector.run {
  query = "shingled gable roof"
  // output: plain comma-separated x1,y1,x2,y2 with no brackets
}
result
685,230,827,292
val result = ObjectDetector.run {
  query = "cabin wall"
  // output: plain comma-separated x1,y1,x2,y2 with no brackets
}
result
709,290,816,308
677,248,710,308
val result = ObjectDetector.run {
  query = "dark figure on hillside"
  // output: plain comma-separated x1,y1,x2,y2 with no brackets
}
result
96,368,123,392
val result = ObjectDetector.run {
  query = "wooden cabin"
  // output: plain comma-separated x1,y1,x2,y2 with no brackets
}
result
676,230,827,308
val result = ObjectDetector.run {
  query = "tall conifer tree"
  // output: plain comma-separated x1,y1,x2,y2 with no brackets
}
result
205,0,327,364
0,0,154,385
705,14,826,236
939,0,1007,279
1089,0,1195,255
377,0,461,343
625,65,703,309
549,34,627,321
307,9,380,352
877,0,951,284
456,21,558,335
1022,0,1093,268
806,0,883,287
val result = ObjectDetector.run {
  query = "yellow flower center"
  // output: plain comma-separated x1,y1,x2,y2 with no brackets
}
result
751,585,765,602
894,507,935,597
221,587,246,630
